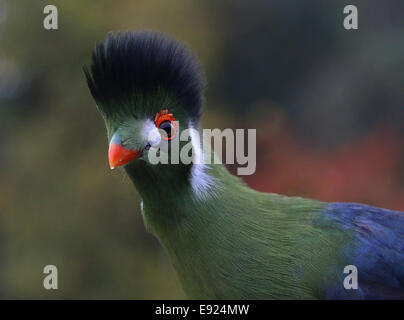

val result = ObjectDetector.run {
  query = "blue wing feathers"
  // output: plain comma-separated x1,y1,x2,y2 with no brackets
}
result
324,203,404,299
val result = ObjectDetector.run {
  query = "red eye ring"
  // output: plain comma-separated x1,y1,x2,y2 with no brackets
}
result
154,109,178,141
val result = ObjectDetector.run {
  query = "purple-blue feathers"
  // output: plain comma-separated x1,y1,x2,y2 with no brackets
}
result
323,203,404,299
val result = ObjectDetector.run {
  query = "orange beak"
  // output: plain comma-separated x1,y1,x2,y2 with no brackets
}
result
108,134,141,169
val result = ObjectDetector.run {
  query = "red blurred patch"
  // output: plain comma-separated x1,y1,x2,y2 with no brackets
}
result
244,119,404,211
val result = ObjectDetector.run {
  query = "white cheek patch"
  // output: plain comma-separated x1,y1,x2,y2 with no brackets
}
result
142,119,216,199
189,122,216,200
142,119,161,147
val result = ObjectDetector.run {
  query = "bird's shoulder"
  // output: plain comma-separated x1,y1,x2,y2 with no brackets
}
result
320,202,404,298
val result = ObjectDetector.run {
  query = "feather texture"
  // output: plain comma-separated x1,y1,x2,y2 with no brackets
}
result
321,203,404,299
84,31,204,122
85,31,404,299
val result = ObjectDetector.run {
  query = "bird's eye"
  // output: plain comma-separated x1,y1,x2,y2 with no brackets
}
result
154,109,179,141
159,121,173,138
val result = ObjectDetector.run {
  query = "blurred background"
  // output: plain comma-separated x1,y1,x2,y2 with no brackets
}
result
0,0,403,299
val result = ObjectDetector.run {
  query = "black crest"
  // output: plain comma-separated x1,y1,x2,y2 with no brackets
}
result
84,31,204,121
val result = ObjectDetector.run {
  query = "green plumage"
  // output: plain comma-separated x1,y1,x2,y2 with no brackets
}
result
126,160,351,299
85,31,404,299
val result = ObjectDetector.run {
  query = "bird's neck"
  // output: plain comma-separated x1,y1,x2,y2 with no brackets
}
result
125,160,191,204
124,159,329,299
124,160,243,236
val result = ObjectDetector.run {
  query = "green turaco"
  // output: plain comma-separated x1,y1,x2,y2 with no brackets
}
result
84,31,404,299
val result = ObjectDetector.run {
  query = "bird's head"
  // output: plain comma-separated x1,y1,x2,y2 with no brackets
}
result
84,31,204,170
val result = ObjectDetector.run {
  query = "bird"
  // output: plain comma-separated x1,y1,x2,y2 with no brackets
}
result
84,30,404,299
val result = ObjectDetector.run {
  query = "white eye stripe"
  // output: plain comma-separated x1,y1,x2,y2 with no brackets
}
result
189,121,216,200
142,119,161,147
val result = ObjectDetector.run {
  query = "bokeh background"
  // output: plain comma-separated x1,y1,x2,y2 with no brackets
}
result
0,0,403,299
